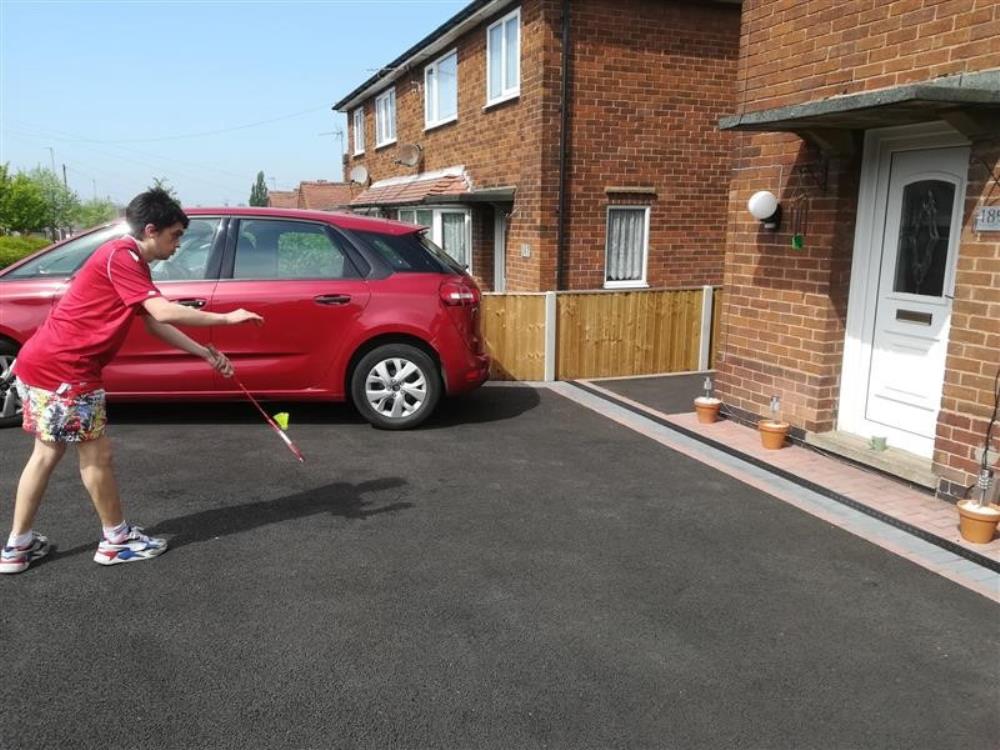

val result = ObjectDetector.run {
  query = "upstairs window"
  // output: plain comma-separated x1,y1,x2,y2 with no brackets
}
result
353,107,365,155
375,89,396,147
425,50,458,128
487,8,520,105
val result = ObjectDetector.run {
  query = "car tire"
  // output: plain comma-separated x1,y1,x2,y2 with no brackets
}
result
350,343,441,430
0,340,22,429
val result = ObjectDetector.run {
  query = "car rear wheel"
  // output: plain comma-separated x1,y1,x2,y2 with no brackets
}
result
351,344,441,430
0,341,22,429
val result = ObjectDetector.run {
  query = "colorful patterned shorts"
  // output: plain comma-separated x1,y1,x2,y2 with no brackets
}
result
16,380,107,443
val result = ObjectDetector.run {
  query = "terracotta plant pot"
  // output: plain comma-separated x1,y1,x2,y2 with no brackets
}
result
693,397,722,424
758,420,790,450
956,501,1000,544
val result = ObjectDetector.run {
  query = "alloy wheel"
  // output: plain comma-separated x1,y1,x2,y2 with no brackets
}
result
364,357,428,420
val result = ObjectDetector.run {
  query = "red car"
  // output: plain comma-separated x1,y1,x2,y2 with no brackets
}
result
0,208,489,429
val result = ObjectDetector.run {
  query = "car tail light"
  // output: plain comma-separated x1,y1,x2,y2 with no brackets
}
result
440,279,480,306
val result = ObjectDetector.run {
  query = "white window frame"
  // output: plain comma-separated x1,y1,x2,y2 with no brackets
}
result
604,205,650,289
398,205,473,274
352,107,365,155
486,7,521,106
375,88,396,148
424,49,459,130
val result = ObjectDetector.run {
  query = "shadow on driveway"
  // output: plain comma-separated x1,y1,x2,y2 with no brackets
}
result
51,477,411,559
105,384,541,429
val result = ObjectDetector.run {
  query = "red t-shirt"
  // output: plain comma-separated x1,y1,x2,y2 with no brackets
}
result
14,236,162,393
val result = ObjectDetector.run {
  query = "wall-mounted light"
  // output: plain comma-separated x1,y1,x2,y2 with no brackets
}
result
748,190,781,231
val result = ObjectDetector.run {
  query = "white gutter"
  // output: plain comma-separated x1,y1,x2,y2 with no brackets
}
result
335,0,516,112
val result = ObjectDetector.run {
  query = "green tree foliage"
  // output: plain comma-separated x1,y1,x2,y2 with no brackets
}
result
76,198,119,228
1,172,49,233
151,177,178,197
249,171,269,207
28,168,80,236
0,235,52,268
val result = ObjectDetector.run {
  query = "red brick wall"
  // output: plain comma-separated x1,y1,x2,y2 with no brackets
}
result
717,0,1000,494
738,0,999,113
936,138,1000,497
346,0,552,292
562,0,740,289
346,0,741,292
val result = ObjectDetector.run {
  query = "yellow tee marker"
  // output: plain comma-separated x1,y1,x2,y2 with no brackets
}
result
273,412,290,431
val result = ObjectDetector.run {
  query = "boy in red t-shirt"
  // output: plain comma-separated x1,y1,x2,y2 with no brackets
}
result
0,188,262,574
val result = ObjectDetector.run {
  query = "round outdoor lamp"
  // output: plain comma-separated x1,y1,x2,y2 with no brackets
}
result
748,190,781,230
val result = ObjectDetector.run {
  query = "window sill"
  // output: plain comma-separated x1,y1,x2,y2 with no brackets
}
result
604,281,649,290
353,151,365,158
375,139,397,151
424,116,458,133
484,92,520,110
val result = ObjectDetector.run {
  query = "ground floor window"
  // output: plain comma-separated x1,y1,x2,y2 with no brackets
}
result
397,206,472,272
605,206,650,288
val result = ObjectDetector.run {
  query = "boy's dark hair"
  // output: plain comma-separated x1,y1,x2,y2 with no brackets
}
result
125,188,189,238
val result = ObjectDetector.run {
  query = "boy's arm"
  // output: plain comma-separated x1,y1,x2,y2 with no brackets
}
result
142,317,234,377
142,296,262,327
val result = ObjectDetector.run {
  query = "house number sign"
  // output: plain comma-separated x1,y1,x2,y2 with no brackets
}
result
974,206,1000,232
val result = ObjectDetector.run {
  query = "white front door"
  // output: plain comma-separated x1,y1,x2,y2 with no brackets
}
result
840,126,969,457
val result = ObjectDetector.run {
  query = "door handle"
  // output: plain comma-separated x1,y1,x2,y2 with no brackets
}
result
314,294,351,305
176,298,206,309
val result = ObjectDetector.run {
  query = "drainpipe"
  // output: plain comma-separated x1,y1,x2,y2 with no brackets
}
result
556,0,571,291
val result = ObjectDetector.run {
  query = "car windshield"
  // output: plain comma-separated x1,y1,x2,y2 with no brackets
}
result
350,229,463,274
3,224,127,279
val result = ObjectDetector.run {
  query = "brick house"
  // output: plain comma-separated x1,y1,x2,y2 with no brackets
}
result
333,0,741,292
715,1,999,500
266,180,353,211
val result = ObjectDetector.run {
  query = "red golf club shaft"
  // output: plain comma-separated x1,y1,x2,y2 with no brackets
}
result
232,376,305,463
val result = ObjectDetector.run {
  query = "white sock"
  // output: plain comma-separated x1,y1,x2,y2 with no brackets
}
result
7,530,33,549
103,521,129,543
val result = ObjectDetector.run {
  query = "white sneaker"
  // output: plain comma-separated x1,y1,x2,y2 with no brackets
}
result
94,524,167,566
0,531,51,574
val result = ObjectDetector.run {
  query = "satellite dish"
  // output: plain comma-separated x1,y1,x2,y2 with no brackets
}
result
395,143,422,168
349,165,369,185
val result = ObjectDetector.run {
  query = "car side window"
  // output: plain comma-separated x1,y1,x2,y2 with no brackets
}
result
4,225,125,279
233,220,359,280
150,218,221,281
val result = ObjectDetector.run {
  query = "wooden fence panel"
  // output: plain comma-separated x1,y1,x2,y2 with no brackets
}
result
555,289,704,379
481,293,547,381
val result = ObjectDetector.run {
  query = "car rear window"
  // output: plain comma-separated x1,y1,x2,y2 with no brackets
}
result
350,230,462,274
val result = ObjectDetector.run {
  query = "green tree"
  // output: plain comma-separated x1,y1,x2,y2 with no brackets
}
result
249,171,269,206
76,197,119,228
151,177,178,197
0,172,49,234
28,168,80,237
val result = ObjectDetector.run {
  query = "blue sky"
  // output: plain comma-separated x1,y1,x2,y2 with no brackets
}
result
0,0,467,206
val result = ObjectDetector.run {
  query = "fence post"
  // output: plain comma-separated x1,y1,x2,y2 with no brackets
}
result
698,285,713,371
544,291,557,382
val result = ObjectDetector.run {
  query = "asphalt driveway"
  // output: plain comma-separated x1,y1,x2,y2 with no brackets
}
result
0,385,997,749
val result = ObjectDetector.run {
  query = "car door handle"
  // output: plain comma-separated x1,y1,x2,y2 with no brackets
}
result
175,298,206,309
314,294,351,305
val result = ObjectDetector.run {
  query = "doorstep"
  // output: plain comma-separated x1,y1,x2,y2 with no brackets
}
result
805,430,938,491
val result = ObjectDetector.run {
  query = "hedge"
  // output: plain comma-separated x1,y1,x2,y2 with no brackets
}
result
0,235,52,269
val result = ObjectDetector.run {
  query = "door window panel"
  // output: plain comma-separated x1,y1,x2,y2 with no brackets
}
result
150,218,221,281
892,180,954,297
233,220,358,280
